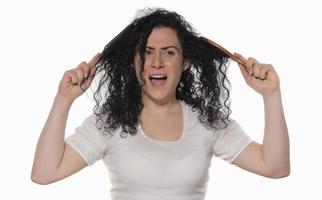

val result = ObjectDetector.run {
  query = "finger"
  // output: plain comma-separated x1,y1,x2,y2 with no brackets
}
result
81,67,97,90
81,74,93,89
88,65,97,78
234,53,253,74
260,65,272,79
248,57,259,64
67,70,78,85
234,52,247,63
73,67,84,85
88,52,101,68
257,65,267,79
238,63,253,84
78,61,90,78
253,63,262,78
247,57,260,76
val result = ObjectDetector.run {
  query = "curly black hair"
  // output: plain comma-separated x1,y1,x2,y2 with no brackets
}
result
92,8,232,138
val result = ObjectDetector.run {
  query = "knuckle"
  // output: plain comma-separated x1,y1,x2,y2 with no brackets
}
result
75,68,83,75
80,61,88,67
79,61,87,65
77,62,87,69
264,65,269,70
82,65,89,72
71,68,78,73
65,69,73,74
247,63,255,69
257,64,262,70
79,63,89,73
248,57,255,62
68,70,77,77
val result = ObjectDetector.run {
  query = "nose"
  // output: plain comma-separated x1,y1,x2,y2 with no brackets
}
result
152,52,164,69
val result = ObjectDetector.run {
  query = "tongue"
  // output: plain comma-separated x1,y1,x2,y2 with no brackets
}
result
150,79,166,87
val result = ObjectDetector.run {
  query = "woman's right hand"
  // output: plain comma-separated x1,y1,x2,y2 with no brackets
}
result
57,52,101,103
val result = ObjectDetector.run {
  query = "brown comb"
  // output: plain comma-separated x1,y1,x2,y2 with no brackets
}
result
200,36,246,67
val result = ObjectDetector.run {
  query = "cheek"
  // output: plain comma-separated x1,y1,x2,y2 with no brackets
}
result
169,70,183,86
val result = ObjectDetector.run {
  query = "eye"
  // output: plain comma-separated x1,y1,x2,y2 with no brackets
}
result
165,50,175,55
144,49,152,55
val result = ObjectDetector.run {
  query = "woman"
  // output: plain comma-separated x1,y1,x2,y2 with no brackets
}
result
31,8,290,200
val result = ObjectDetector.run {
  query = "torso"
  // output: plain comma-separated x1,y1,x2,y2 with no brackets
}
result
139,102,183,141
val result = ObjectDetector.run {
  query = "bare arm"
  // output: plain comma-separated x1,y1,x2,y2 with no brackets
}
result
31,53,100,184
262,90,290,176
233,90,290,178
31,95,88,185
232,53,290,178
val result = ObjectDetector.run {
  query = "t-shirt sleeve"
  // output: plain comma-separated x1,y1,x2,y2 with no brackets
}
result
212,119,253,163
65,114,109,166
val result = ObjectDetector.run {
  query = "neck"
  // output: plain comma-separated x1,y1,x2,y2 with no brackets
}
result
141,96,180,116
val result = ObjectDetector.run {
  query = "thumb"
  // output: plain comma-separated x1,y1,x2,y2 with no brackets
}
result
88,52,101,67
80,72,95,91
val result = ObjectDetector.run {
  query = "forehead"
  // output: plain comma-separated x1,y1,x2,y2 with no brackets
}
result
147,27,181,48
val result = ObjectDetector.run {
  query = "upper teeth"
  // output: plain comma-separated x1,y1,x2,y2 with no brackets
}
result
150,75,166,78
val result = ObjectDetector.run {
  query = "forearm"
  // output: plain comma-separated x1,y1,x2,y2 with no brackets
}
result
262,90,290,176
31,94,73,180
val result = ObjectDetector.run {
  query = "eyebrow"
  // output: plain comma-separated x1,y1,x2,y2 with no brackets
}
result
146,46,180,51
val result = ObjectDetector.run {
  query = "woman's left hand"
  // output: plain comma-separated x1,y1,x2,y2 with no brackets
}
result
234,52,280,97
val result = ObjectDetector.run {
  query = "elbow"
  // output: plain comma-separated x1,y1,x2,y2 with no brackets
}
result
31,172,55,185
268,168,290,179
265,158,291,179
31,177,50,185
31,175,52,185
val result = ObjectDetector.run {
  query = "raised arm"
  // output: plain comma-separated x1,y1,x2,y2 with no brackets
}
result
31,53,100,184
231,53,290,179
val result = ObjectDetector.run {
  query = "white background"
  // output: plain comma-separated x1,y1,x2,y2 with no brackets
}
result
1,0,321,199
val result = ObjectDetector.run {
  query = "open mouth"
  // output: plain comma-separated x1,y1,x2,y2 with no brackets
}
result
149,75,167,87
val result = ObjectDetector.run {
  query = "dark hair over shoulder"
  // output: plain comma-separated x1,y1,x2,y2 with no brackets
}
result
92,8,232,138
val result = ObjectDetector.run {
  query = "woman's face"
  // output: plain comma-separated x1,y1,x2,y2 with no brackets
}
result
134,27,188,103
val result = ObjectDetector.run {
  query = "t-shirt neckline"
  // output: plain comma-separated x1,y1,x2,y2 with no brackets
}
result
138,100,186,143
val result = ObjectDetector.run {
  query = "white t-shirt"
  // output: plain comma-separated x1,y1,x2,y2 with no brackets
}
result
65,100,253,200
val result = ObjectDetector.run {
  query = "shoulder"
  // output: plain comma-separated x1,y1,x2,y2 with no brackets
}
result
77,113,117,143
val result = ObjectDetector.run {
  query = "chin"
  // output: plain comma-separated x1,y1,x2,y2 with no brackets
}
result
143,83,173,102
145,89,169,101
